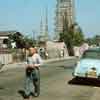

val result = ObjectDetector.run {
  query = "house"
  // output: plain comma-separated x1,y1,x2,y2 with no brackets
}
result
0,31,16,48
38,41,69,59
46,41,69,58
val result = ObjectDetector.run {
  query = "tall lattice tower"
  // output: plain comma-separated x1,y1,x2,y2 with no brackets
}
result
38,7,49,42
44,7,49,40
55,0,75,39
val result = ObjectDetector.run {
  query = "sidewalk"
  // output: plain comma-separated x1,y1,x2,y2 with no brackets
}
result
43,56,76,63
0,56,77,72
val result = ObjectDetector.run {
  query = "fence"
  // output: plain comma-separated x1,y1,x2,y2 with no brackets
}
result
0,49,12,64
0,49,25,64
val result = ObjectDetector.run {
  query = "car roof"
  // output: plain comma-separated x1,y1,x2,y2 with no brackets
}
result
86,47,100,52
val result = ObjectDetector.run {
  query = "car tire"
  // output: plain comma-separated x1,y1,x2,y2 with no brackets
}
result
75,76,80,80
85,72,88,77
98,75,100,80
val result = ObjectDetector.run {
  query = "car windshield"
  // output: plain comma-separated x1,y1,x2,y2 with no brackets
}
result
82,50,100,59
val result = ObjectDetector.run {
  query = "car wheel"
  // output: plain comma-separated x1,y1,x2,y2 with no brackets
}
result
75,76,80,80
85,72,88,77
98,75,100,80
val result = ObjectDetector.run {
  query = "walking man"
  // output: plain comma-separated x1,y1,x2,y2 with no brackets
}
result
24,47,43,99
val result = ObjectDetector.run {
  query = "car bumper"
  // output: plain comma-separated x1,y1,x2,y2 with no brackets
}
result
73,72,87,77
73,71,98,79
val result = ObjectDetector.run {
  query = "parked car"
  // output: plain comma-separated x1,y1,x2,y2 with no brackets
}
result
73,47,100,79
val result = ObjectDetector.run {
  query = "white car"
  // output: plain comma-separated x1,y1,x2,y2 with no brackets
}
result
73,48,100,79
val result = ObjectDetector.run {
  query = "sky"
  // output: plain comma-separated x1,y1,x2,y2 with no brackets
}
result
76,0,100,38
0,0,100,38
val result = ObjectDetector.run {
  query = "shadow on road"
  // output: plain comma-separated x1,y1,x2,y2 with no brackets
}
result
68,77,100,87
0,64,5,70
0,86,5,90
18,89,38,99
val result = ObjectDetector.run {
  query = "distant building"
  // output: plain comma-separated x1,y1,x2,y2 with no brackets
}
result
55,0,75,39
38,40,69,59
46,41,69,58
0,31,16,48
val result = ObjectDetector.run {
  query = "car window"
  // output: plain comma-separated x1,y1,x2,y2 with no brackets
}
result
82,51,100,59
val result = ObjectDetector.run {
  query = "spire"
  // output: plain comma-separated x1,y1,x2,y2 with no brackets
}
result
40,16,43,35
45,6,48,40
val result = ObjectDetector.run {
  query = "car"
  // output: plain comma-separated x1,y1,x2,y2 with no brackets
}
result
73,47,100,79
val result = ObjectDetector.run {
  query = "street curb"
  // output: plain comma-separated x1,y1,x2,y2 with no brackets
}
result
43,57,76,64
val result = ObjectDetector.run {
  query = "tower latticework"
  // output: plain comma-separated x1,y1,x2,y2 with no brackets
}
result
55,0,75,39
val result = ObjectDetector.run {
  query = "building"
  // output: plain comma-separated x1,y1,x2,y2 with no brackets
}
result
0,31,16,48
46,41,69,58
55,0,75,39
38,41,69,59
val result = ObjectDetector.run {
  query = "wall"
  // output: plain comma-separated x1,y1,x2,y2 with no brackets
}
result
46,41,69,59
0,54,12,64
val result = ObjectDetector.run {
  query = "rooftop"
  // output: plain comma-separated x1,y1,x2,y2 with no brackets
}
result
0,31,16,36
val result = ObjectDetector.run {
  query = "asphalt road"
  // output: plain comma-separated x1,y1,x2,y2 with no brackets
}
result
0,63,100,100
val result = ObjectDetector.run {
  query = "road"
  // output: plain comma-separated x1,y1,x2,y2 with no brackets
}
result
0,62,100,100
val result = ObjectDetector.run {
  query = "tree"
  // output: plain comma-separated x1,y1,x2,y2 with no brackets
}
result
59,12,84,56
8,31,37,49
85,38,93,45
8,32,25,48
73,25,84,46
59,12,75,56
85,35,100,46
23,36,36,49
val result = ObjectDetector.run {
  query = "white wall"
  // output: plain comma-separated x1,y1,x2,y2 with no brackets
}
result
46,41,69,58
0,54,12,64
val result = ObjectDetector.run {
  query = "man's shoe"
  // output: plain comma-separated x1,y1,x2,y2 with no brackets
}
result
34,93,39,97
24,94,30,99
